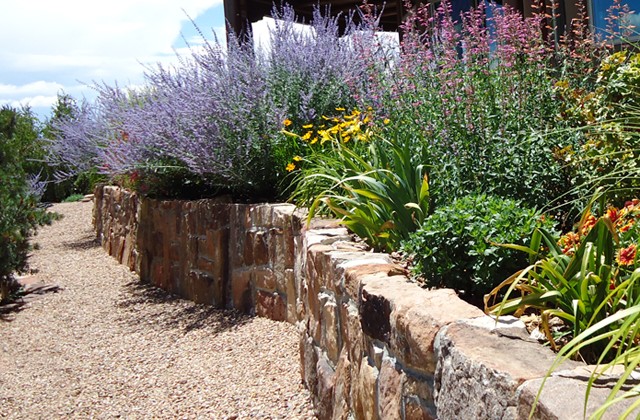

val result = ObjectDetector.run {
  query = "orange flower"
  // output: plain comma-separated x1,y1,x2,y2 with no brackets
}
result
285,163,295,172
620,221,634,232
606,207,620,224
581,215,597,236
559,232,581,255
617,244,637,266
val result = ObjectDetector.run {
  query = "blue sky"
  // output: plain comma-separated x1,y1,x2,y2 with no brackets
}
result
0,1,228,120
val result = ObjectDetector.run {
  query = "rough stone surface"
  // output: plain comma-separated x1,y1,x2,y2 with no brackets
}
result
255,290,286,321
332,349,352,420
319,292,340,364
230,270,252,313
377,356,404,419
362,275,483,375
354,358,378,420
518,375,640,419
404,372,437,419
315,355,336,419
300,334,320,402
404,395,436,420
359,275,393,342
434,322,581,420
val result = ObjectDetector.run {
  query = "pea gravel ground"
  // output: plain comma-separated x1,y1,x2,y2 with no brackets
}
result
0,201,317,419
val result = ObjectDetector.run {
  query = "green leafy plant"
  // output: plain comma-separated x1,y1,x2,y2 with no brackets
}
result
554,50,640,206
403,194,556,305
289,110,430,253
0,106,58,303
62,193,85,203
486,197,640,363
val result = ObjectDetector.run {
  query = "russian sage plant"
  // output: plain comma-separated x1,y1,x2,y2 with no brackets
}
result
48,5,381,199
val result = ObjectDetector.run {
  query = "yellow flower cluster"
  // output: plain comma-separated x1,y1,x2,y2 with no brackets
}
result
316,108,374,144
281,108,381,172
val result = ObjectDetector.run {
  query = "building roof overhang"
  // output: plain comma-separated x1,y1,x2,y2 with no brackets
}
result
223,0,405,38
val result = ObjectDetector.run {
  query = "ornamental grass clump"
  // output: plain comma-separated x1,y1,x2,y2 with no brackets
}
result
287,109,430,253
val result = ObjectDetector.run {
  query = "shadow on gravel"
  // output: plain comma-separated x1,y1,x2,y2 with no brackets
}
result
116,280,252,335
61,234,101,251
0,284,62,321
0,301,24,321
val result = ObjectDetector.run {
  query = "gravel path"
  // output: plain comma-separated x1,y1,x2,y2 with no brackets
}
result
0,201,317,419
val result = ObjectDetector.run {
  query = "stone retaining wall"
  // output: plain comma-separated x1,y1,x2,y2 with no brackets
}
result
94,185,638,419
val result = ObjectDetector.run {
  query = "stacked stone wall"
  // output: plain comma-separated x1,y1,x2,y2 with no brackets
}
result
94,185,639,419
93,185,139,271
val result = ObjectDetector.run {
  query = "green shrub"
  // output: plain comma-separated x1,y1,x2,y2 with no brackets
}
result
555,50,640,206
401,193,556,305
62,193,85,203
0,106,57,303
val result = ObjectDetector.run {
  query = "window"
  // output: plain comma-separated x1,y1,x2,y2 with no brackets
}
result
590,0,639,41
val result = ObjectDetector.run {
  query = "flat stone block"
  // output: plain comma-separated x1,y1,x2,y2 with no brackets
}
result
518,374,640,419
319,251,382,294
230,269,252,313
254,267,277,291
256,290,286,321
391,288,483,375
378,357,404,419
434,322,581,420
344,261,404,299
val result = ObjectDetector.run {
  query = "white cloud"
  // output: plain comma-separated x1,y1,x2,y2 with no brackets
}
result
1,1,222,60
0,95,60,110
0,0,224,117
0,81,89,112
0,81,65,97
